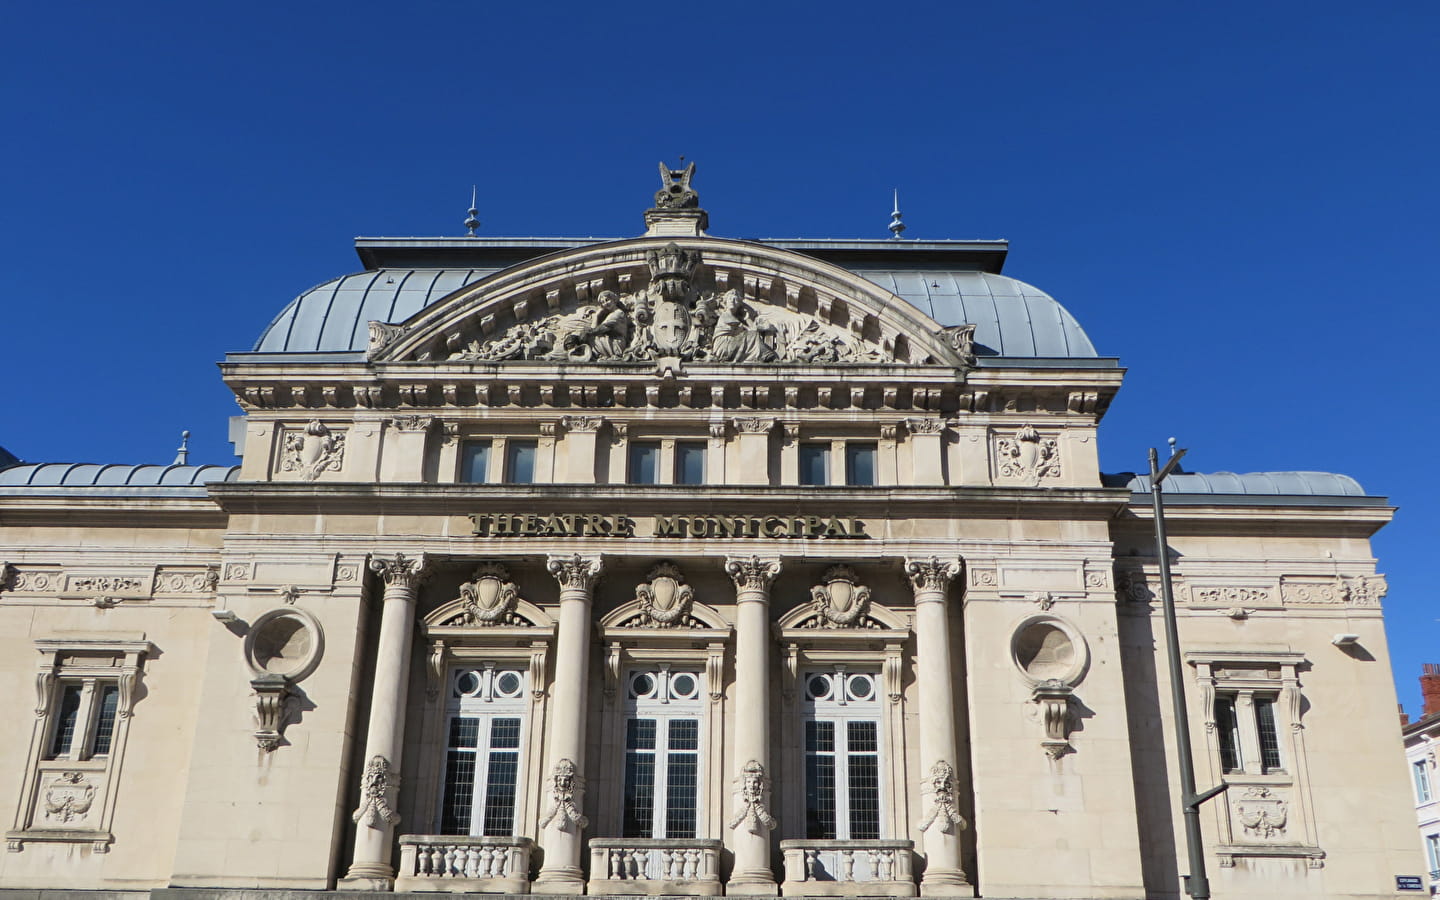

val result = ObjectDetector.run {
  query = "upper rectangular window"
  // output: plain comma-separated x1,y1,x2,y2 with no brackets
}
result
48,681,121,761
505,440,537,484
799,444,830,486
845,443,877,486
1417,761,1434,804
460,441,491,483
675,442,706,485
628,441,660,485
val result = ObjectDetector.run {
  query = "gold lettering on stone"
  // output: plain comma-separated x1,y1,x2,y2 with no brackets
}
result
469,512,867,539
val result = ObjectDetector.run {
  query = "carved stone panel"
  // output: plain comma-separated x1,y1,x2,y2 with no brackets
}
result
994,425,1061,486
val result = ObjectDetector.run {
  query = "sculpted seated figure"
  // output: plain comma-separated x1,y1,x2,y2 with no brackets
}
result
543,291,631,362
707,290,778,363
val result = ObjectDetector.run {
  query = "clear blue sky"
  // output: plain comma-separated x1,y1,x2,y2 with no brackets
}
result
3,2,1436,709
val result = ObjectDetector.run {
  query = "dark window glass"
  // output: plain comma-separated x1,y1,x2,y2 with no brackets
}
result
91,685,120,756
847,721,881,839
805,720,837,838
460,441,491,483
50,684,84,757
505,440,537,484
675,442,706,485
1255,699,1282,773
845,443,877,486
440,716,480,835
799,444,830,486
629,441,660,484
1215,697,1242,773
481,718,522,836
665,720,700,839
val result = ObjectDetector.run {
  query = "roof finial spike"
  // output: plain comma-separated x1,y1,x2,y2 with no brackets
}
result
172,430,191,466
464,185,480,237
889,189,906,239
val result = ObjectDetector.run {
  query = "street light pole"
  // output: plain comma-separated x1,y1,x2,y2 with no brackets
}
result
1149,441,1227,899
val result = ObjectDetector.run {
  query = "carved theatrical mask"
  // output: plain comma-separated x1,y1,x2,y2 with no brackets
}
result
635,562,696,628
458,564,521,626
809,565,873,628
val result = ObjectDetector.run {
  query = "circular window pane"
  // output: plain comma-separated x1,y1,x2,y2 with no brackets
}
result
495,671,522,696
630,672,656,699
670,673,698,699
456,670,481,696
806,673,832,701
847,674,875,701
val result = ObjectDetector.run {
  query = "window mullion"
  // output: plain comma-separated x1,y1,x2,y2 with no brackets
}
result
73,680,100,761
653,715,670,840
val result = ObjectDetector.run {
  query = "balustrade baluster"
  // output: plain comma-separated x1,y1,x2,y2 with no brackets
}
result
840,849,855,882
684,848,699,879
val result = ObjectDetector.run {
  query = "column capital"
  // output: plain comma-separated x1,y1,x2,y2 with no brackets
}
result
547,553,603,592
905,556,963,596
726,556,782,592
369,552,430,591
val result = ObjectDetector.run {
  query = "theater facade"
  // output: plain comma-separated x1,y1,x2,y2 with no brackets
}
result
0,169,1422,900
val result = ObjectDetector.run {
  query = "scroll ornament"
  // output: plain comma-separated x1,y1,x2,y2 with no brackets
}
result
917,760,968,834
727,760,777,833
538,758,588,831
352,755,400,828
997,425,1060,486
725,556,781,592
547,554,602,592
1236,787,1288,840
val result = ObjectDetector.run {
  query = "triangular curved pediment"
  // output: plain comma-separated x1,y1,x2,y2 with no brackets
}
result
366,237,970,368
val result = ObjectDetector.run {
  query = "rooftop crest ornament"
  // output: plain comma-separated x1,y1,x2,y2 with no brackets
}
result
654,161,699,210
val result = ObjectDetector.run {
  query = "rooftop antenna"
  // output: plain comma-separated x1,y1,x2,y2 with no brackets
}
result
172,430,190,466
889,189,906,239
464,186,480,237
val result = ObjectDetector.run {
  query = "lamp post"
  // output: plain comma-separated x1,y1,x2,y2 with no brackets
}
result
1149,441,1227,899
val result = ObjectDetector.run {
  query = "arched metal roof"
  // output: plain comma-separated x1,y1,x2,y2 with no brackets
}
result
253,266,1099,358
0,463,240,487
1103,471,1368,496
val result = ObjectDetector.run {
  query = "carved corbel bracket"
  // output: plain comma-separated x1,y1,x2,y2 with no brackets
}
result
1032,679,1074,759
251,673,295,752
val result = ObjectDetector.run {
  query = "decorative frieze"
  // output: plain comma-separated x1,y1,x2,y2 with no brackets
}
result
388,415,434,432
1190,586,1272,606
1280,574,1387,607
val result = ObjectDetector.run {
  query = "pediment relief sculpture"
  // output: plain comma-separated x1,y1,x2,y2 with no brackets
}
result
445,563,527,627
807,565,875,628
439,244,892,366
631,562,698,628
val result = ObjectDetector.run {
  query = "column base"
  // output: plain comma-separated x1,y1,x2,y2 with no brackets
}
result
338,866,395,892
919,870,974,898
727,870,779,895
534,866,586,895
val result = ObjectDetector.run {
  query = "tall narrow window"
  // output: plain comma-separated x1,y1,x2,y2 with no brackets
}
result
1417,761,1434,804
460,441,491,483
628,441,660,484
1215,697,1243,773
438,667,528,836
1426,833,1440,874
802,669,883,840
1254,698,1283,773
49,684,84,758
675,441,706,485
845,443,877,486
622,669,703,839
799,444,830,486
505,440,537,484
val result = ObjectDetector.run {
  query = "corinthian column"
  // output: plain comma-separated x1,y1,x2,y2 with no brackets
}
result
724,555,782,894
534,553,603,894
905,557,971,896
341,552,430,890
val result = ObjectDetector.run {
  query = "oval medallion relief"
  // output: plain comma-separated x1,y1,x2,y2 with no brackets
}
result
1010,615,1088,687
244,607,325,682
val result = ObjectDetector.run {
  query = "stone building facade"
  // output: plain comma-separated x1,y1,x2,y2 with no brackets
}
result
0,169,1423,899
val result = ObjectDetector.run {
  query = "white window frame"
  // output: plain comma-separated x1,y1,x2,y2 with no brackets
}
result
621,666,705,839
1417,760,1435,805
800,666,884,840
8,638,152,853
437,664,530,837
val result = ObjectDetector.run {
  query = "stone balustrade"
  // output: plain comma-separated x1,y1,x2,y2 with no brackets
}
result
587,837,723,895
394,835,532,893
779,839,916,897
